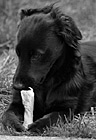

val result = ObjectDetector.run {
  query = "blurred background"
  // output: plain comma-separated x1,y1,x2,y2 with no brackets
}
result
0,0,96,92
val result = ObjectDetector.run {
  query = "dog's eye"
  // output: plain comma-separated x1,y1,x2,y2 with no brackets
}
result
31,51,43,62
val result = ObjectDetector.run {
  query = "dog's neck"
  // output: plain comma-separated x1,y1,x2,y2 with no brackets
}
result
46,47,84,89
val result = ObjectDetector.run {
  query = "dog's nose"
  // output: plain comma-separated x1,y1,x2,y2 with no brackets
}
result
13,82,26,90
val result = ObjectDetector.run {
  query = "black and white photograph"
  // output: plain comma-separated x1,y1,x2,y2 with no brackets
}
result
0,0,96,140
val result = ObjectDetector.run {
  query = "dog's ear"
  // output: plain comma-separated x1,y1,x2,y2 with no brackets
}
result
61,15,82,49
17,4,55,28
51,8,82,49
18,3,56,21
17,8,37,27
19,8,33,20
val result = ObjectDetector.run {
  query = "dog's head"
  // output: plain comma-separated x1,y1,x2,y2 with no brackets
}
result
13,4,82,90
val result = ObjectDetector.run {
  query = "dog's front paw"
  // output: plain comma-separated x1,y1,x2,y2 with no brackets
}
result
2,111,25,132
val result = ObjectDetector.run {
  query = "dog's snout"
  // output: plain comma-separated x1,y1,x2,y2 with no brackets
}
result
13,69,30,90
13,74,33,90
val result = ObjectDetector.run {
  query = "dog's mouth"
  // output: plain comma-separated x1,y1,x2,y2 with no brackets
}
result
13,77,45,91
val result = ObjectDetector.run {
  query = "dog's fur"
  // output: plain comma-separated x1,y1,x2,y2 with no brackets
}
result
2,4,96,133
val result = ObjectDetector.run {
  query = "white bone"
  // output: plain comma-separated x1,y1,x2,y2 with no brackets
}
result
21,87,34,129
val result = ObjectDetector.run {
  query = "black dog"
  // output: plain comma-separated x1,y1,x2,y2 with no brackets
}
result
2,4,96,133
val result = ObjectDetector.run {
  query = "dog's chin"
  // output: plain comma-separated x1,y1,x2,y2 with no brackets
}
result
31,78,46,89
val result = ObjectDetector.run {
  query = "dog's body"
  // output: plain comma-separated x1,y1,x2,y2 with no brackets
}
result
2,4,96,133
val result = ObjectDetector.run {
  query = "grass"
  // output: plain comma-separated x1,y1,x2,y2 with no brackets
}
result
1,96,96,139
42,112,96,138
